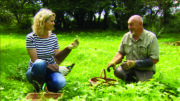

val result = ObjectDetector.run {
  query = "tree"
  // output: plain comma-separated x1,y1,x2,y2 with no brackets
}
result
0,0,41,29
1,0,178,31
111,0,147,29
143,0,179,27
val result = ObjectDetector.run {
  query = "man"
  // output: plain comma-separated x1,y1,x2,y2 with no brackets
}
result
107,15,159,82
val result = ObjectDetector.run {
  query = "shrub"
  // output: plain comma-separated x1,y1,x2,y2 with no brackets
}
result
164,12,180,33
17,17,32,30
0,11,13,24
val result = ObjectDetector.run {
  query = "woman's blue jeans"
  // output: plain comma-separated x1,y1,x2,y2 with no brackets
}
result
26,59,66,92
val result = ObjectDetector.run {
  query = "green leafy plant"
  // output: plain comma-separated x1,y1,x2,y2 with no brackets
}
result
0,31,179,101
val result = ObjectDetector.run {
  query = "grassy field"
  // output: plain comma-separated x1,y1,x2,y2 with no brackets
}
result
0,31,179,101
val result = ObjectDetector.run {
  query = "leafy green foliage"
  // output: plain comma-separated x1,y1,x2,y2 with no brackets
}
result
0,31,179,100
1,0,178,31
164,11,180,33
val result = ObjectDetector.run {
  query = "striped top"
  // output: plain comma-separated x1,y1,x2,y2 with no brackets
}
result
26,32,59,66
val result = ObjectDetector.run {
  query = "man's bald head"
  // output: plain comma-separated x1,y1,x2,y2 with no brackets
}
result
128,15,144,36
128,15,143,26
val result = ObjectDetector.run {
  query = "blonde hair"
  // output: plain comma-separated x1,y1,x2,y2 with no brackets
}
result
32,8,56,35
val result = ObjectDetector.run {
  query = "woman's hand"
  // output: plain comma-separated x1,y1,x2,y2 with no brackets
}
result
67,39,79,49
59,66,70,76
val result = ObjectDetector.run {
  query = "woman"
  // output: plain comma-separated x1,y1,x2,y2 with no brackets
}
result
26,8,79,92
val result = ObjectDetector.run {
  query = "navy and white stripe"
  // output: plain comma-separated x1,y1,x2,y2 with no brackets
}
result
26,32,59,66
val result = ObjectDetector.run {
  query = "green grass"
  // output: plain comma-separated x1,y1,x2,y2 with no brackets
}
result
0,31,179,101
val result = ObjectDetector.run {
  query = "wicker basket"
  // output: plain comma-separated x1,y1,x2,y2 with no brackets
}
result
89,68,118,85
25,92,62,101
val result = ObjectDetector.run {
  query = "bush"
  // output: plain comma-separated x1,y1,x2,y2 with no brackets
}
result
0,12,13,24
151,21,164,37
144,12,180,38
0,11,15,31
164,12,180,33
145,18,164,38
0,12,32,32
17,17,32,30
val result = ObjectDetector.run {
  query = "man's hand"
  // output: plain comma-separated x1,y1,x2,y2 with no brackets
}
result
121,60,136,70
67,39,79,49
107,61,116,72
47,64,59,72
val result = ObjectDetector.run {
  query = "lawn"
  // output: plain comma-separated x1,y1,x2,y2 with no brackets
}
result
0,31,179,101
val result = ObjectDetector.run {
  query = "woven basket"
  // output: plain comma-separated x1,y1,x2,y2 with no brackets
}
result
25,92,62,101
89,68,118,85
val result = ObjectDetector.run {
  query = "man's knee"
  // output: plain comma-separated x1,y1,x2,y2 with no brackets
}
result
135,70,154,82
114,66,127,80
31,59,47,76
